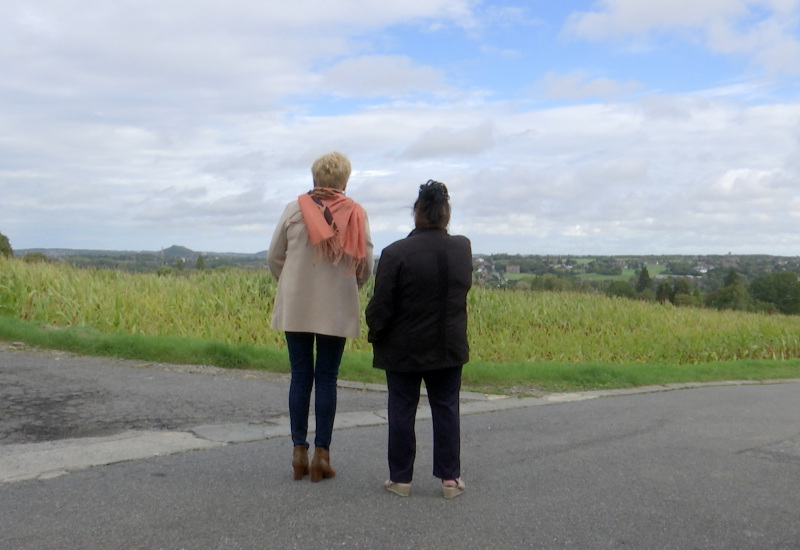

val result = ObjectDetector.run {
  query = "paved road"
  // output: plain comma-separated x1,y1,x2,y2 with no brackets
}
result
2,343,800,549
0,342,390,446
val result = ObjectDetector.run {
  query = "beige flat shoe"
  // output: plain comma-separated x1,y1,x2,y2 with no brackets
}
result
384,480,411,497
442,478,466,499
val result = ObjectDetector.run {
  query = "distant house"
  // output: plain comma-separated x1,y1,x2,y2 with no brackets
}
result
506,265,520,274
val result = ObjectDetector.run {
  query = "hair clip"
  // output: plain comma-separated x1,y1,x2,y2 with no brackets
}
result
421,180,449,200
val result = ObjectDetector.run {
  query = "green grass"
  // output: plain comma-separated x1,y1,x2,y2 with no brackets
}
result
0,314,289,370
4,257,800,394
463,358,800,393
577,263,667,282
577,270,634,282
3,315,799,394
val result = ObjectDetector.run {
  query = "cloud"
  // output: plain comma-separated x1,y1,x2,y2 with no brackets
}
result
707,9,800,74
402,121,496,158
565,0,800,75
1,0,478,109
540,71,642,100
3,1,800,256
319,55,452,97
565,0,749,34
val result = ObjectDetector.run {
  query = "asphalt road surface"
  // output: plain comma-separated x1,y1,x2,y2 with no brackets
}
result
2,344,799,549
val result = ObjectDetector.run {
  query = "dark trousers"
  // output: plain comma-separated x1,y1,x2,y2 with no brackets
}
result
385,366,462,483
285,332,346,449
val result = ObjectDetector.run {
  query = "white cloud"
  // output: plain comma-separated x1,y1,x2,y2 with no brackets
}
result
565,0,800,75
320,55,452,97
565,0,750,34
402,121,496,158
1,0,478,109
707,11,800,74
540,71,642,100
3,1,800,256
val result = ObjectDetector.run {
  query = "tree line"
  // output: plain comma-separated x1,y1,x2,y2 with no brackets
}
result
481,254,800,316
612,266,800,315
5,230,800,316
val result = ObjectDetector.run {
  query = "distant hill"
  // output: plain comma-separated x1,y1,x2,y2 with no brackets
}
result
13,246,268,273
161,245,195,258
16,246,267,259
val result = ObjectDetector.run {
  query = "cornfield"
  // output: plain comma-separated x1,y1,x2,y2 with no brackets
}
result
3,257,800,365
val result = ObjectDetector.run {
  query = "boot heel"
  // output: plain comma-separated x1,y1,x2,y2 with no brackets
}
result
309,447,336,482
292,445,309,480
293,464,308,480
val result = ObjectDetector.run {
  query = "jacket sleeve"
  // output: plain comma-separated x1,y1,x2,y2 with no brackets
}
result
365,248,398,343
267,203,292,280
356,211,374,288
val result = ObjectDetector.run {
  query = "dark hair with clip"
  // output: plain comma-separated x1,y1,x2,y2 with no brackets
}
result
414,179,451,230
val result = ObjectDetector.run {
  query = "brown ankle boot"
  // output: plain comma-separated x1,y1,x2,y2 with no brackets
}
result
309,447,336,482
292,445,309,480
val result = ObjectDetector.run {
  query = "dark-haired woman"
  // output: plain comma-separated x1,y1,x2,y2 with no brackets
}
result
366,180,472,499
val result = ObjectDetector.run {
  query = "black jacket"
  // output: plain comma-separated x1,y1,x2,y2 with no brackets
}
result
366,227,472,372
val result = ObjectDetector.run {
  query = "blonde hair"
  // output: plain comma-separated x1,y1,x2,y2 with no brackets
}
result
311,151,351,190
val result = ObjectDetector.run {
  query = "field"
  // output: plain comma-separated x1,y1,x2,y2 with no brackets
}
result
3,258,800,392
503,263,667,282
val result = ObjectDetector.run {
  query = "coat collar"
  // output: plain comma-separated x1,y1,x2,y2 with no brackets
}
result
408,227,447,238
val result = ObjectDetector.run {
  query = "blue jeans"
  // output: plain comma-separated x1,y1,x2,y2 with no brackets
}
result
285,332,346,449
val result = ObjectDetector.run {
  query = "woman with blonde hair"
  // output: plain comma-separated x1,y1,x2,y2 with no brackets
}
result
268,151,373,482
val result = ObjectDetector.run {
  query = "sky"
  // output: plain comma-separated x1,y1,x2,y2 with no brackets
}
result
2,0,800,256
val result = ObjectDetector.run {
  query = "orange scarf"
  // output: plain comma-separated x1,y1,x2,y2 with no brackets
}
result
297,188,366,273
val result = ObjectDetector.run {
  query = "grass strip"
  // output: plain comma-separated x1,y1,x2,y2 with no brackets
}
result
463,359,800,393
0,314,288,371
2,314,799,394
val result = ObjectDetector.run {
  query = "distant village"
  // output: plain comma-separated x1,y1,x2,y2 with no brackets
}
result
14,245,800,295
473,253,800,293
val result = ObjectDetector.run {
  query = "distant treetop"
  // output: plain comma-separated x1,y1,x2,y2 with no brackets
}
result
0,231,12,258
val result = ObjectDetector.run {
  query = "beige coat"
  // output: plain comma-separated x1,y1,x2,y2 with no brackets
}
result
268,199,374,338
